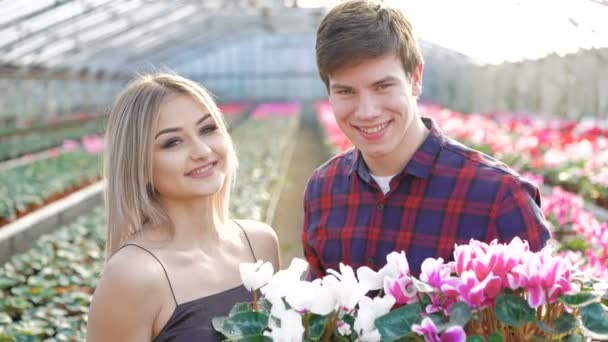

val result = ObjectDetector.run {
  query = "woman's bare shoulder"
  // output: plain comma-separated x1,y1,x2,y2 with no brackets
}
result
86,245,169,341
234,219,280,270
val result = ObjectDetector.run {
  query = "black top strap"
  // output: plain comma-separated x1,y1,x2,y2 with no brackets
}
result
232,218,257,262
115,243,178,306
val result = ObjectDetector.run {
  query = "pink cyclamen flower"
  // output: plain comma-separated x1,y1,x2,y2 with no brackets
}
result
48,148,60,158
425,293,458,317
62,139,80,151
510,251,576,309
420,258,456,289
384,275,418,305
82,135,105,155
412,317,466,342
458,270,501,309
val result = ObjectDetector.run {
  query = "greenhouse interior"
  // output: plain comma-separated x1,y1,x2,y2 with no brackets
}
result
1,0,608,340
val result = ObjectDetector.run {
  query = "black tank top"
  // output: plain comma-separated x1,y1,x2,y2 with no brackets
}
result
115,219,258,341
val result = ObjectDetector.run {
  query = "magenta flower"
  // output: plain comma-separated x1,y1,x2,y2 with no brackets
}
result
412,317,466,342
510,251,576,308
82,135,105,155
425,293,458,317
455,238,527,294
420,258,456,289
62,139,80,151
384,274,417,305
457,270,501,309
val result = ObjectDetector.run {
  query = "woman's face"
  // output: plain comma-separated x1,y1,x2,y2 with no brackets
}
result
150,94,230,202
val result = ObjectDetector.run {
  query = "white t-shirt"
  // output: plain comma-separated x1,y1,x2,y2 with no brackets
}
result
370,174,395,195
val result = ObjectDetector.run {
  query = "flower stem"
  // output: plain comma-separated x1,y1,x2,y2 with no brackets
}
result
253,290,259,312
321,312,337,342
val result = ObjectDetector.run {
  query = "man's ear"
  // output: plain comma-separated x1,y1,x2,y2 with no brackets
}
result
412,62,424,96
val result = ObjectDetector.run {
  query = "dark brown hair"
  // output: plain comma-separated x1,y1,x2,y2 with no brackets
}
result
316,0,424,89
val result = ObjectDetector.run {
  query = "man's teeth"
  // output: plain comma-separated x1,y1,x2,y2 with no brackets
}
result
360,123,388,134
190,164,213,175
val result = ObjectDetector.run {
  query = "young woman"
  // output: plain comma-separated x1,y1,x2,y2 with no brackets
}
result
87,74,280,341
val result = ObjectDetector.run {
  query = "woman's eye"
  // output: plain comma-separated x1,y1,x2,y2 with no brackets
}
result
200,125,218,134
163,139,181,148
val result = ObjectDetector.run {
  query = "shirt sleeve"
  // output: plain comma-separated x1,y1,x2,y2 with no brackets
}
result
493,176,552,251
302,180,324,280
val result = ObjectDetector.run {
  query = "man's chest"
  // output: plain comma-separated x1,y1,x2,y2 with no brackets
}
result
306,192,495,274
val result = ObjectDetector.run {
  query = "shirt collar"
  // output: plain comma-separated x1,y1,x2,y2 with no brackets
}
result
348,117,444,181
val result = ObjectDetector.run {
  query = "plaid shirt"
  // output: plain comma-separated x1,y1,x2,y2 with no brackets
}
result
302,117,551,279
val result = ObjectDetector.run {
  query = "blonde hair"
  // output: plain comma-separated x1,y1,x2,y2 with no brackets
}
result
103,73,237,258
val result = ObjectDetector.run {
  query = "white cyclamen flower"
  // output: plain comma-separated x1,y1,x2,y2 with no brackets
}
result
324,263,371,311
354,295,396,337
357,266,384,291
261,258,309,300
268,297,287,319
357,329,382,342
285,280,336,316
380,251,410,279
266,309,304,342
239,260,274,291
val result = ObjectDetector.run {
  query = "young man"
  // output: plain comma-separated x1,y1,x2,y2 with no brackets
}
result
302,0,551,279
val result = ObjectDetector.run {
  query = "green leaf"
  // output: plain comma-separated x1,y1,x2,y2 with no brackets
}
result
449,301,472,327
580,303,608,338
238,335,272,341
536,312,576,335
562,332,585,342
392,332,421,341
306,314,329,340
0,276,17,290
559,292,599,308
494,293,535,327
212,316,242,340
427,313,444,326
488,331,505,342
341,313,355,328
466,336,484,342
10,334,39,342
6,298,31,311
230,302,253,316
375,304,422,340
229,311,269,336
260,299,272,314
0,312,12,325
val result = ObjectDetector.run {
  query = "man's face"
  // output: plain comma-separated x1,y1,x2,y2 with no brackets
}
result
328,53,423,167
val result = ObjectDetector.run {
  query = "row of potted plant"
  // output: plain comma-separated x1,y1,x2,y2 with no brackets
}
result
0,139,104,223
0,119,106,163
419,103,608,210
230,102,300,221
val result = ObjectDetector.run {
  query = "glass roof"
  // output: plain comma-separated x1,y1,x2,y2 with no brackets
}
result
0,0,314,74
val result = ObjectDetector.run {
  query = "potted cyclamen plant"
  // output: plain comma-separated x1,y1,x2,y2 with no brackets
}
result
213,237,608,341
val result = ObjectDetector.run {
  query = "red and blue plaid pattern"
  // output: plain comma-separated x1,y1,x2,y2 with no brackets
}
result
302,118,551,279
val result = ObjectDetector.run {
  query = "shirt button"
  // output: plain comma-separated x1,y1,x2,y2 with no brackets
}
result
367,257,375,264
377,203,384,210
